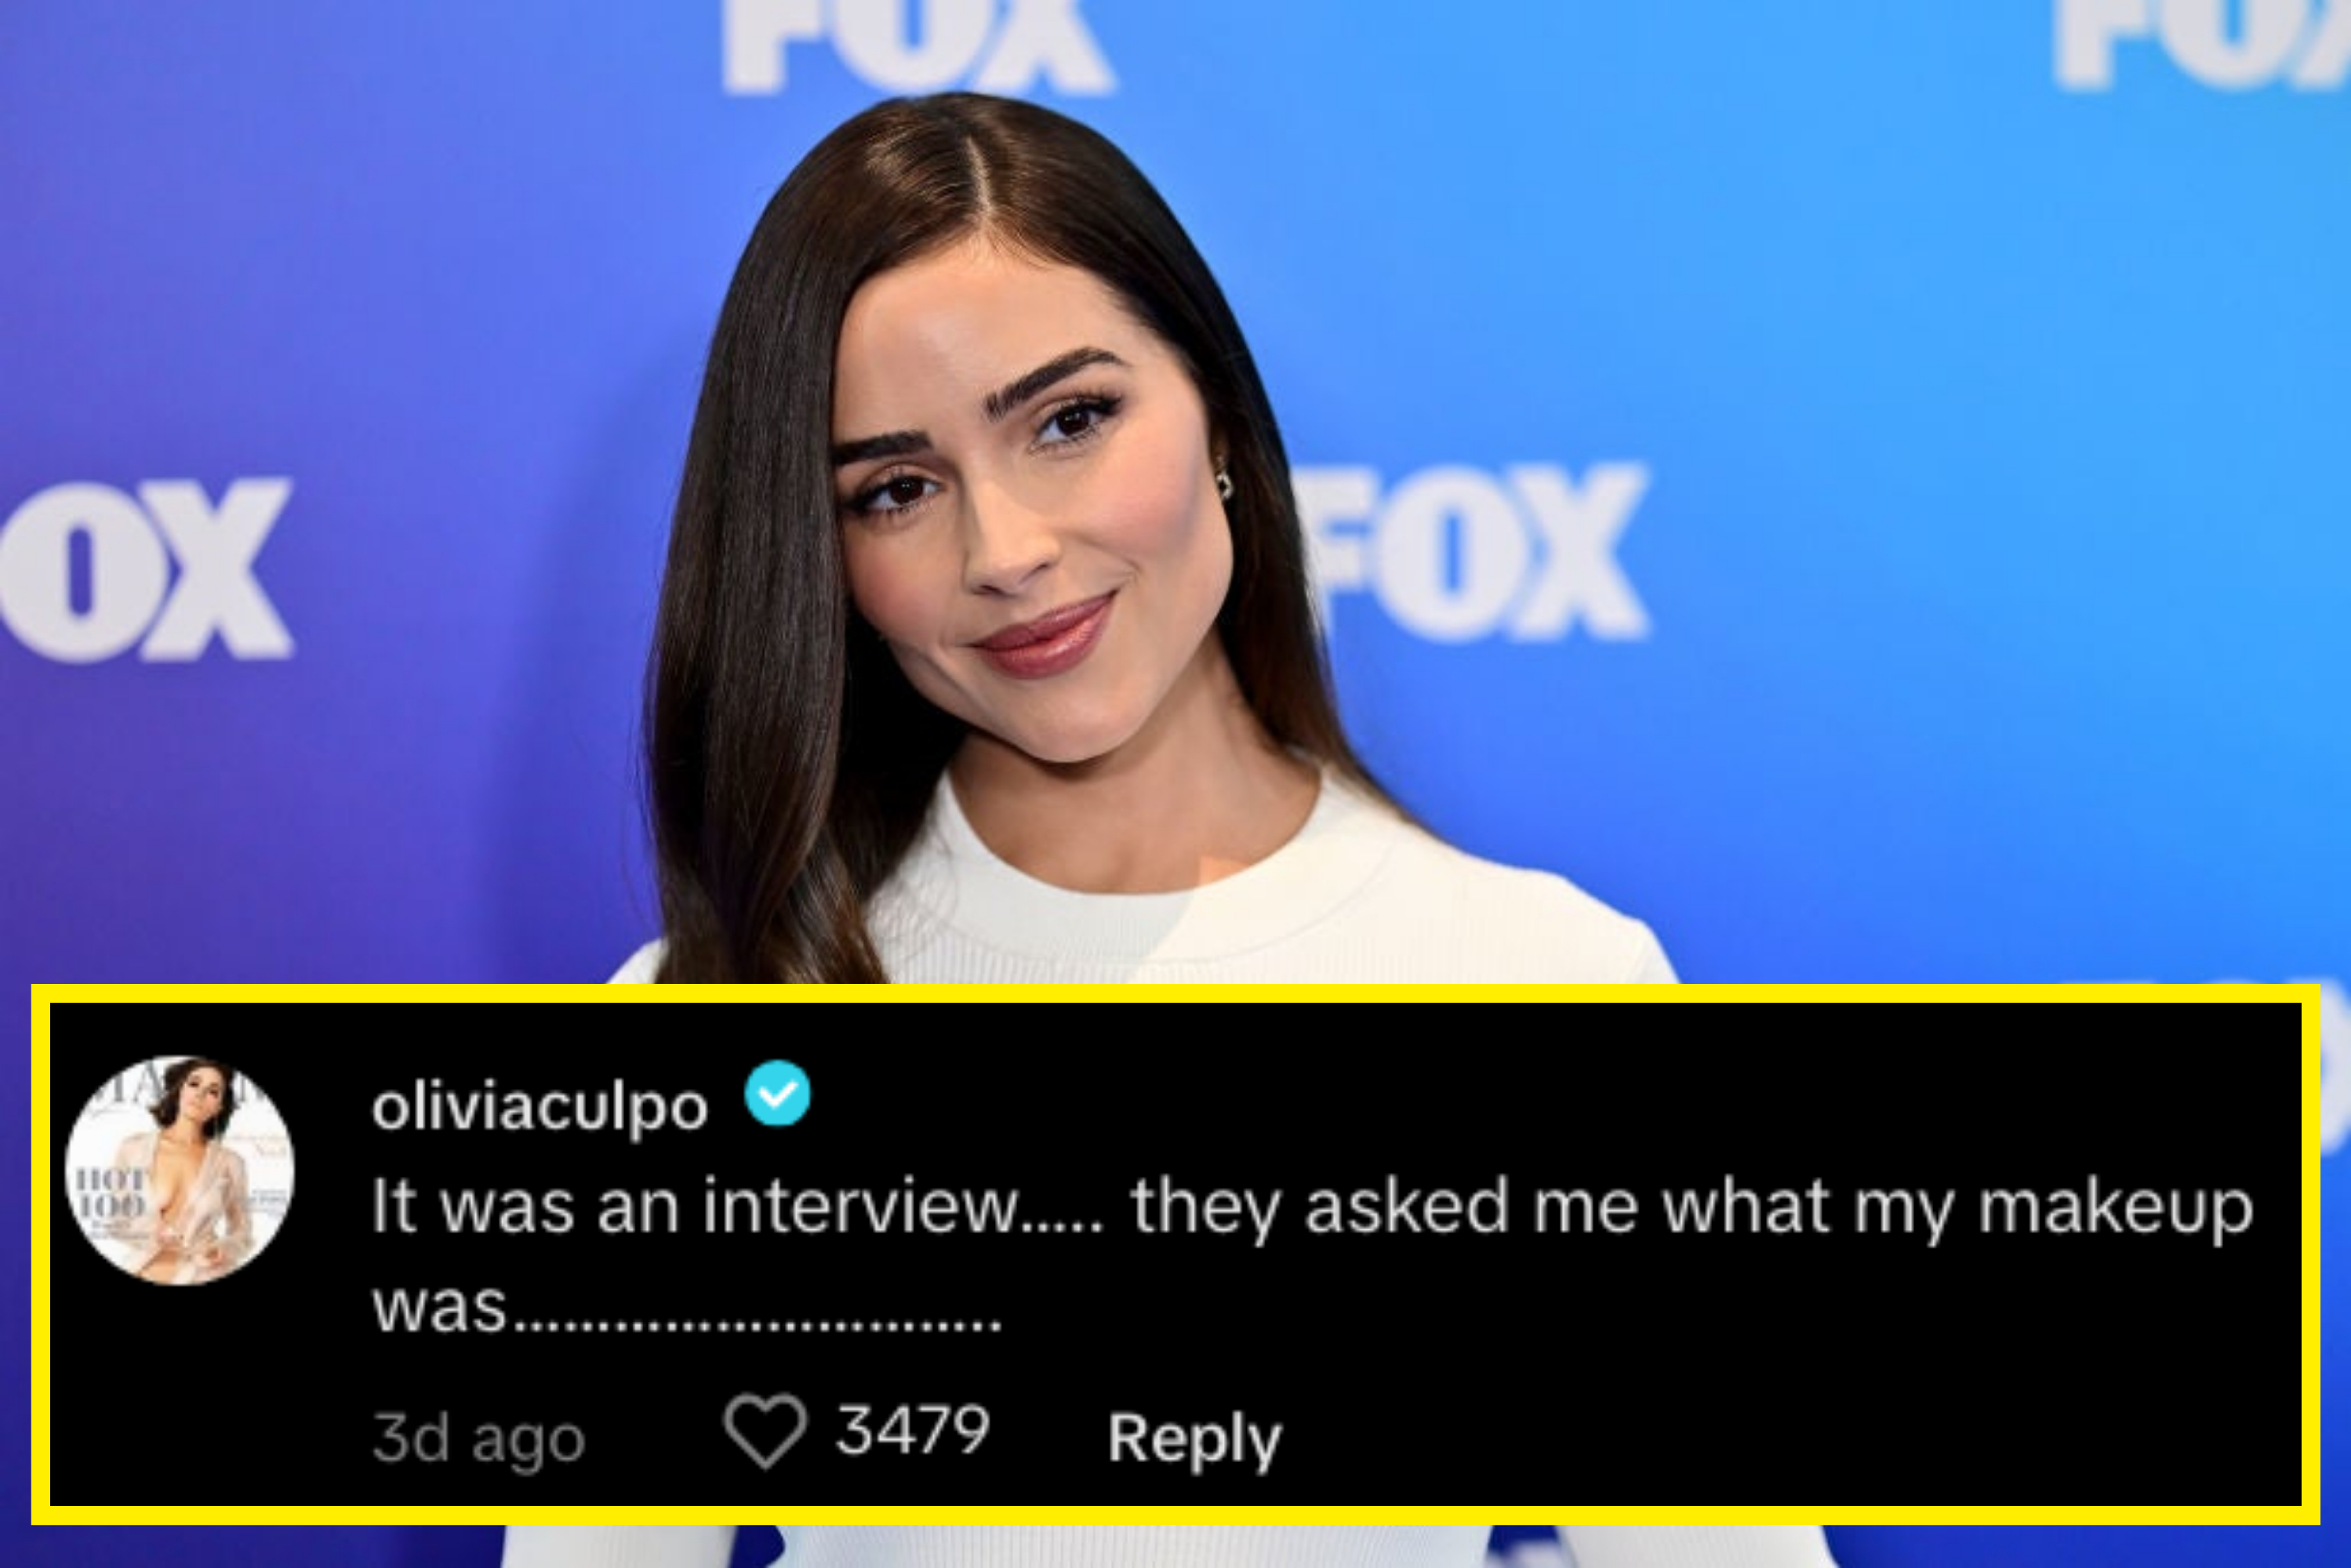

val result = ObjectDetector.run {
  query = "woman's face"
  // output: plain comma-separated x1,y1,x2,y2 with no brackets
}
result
830,237,1233,768
177,1067,227,1127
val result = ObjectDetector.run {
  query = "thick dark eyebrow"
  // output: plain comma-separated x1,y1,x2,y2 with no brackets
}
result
830,347,1129,469
981,346,1126,423
830,430,927,468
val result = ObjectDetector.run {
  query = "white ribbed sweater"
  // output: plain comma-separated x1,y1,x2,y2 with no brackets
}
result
566,789,1832,1568
612,771,1676,985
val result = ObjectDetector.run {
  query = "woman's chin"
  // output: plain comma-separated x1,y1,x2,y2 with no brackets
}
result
1010,731,1135,770
967,710,1150,772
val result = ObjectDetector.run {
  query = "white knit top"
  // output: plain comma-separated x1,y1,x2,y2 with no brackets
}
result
562,793,1832,1568
612,771,1675,985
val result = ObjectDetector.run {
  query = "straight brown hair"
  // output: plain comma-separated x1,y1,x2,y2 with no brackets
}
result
645,93,1385,982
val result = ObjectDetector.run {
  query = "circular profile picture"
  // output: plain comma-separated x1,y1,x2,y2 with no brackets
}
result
64,1055,293,1285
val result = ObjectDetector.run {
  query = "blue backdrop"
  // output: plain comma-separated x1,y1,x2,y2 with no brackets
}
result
7,2,2341,1562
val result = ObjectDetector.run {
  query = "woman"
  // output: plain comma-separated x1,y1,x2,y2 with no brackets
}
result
547,93,1833,1568
615,89,1673,988
110,1056,252,1285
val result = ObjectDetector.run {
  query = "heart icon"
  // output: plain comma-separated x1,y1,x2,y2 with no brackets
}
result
724,1392,811,1469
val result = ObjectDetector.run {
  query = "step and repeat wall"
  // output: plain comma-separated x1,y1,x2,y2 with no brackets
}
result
6,3,2342,1564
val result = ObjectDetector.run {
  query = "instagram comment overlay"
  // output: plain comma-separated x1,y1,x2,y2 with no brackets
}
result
41,994,2306,1508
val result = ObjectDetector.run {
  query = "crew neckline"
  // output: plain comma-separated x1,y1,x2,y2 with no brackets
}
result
882,768,1405,963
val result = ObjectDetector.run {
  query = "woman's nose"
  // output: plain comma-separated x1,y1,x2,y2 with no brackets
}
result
960,481,1060,596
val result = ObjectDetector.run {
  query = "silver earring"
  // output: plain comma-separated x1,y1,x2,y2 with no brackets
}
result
1215,466,1235,503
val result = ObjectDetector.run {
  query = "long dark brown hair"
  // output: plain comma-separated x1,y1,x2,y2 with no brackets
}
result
645,92,1386,982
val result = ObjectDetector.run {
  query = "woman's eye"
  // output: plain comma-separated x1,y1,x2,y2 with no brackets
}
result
1035,395,1120,448
849,474,939,516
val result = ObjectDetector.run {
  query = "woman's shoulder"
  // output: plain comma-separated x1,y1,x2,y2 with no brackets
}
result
609,940,665,984
112,1130,156,1164
1337,786,1678,983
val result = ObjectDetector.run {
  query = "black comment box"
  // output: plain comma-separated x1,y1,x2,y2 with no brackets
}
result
35,988,2312,1513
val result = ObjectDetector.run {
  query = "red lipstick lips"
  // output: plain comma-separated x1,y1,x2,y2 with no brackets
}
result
972,593,1114,679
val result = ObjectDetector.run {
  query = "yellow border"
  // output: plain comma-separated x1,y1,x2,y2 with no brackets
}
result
29,982,2322,1526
